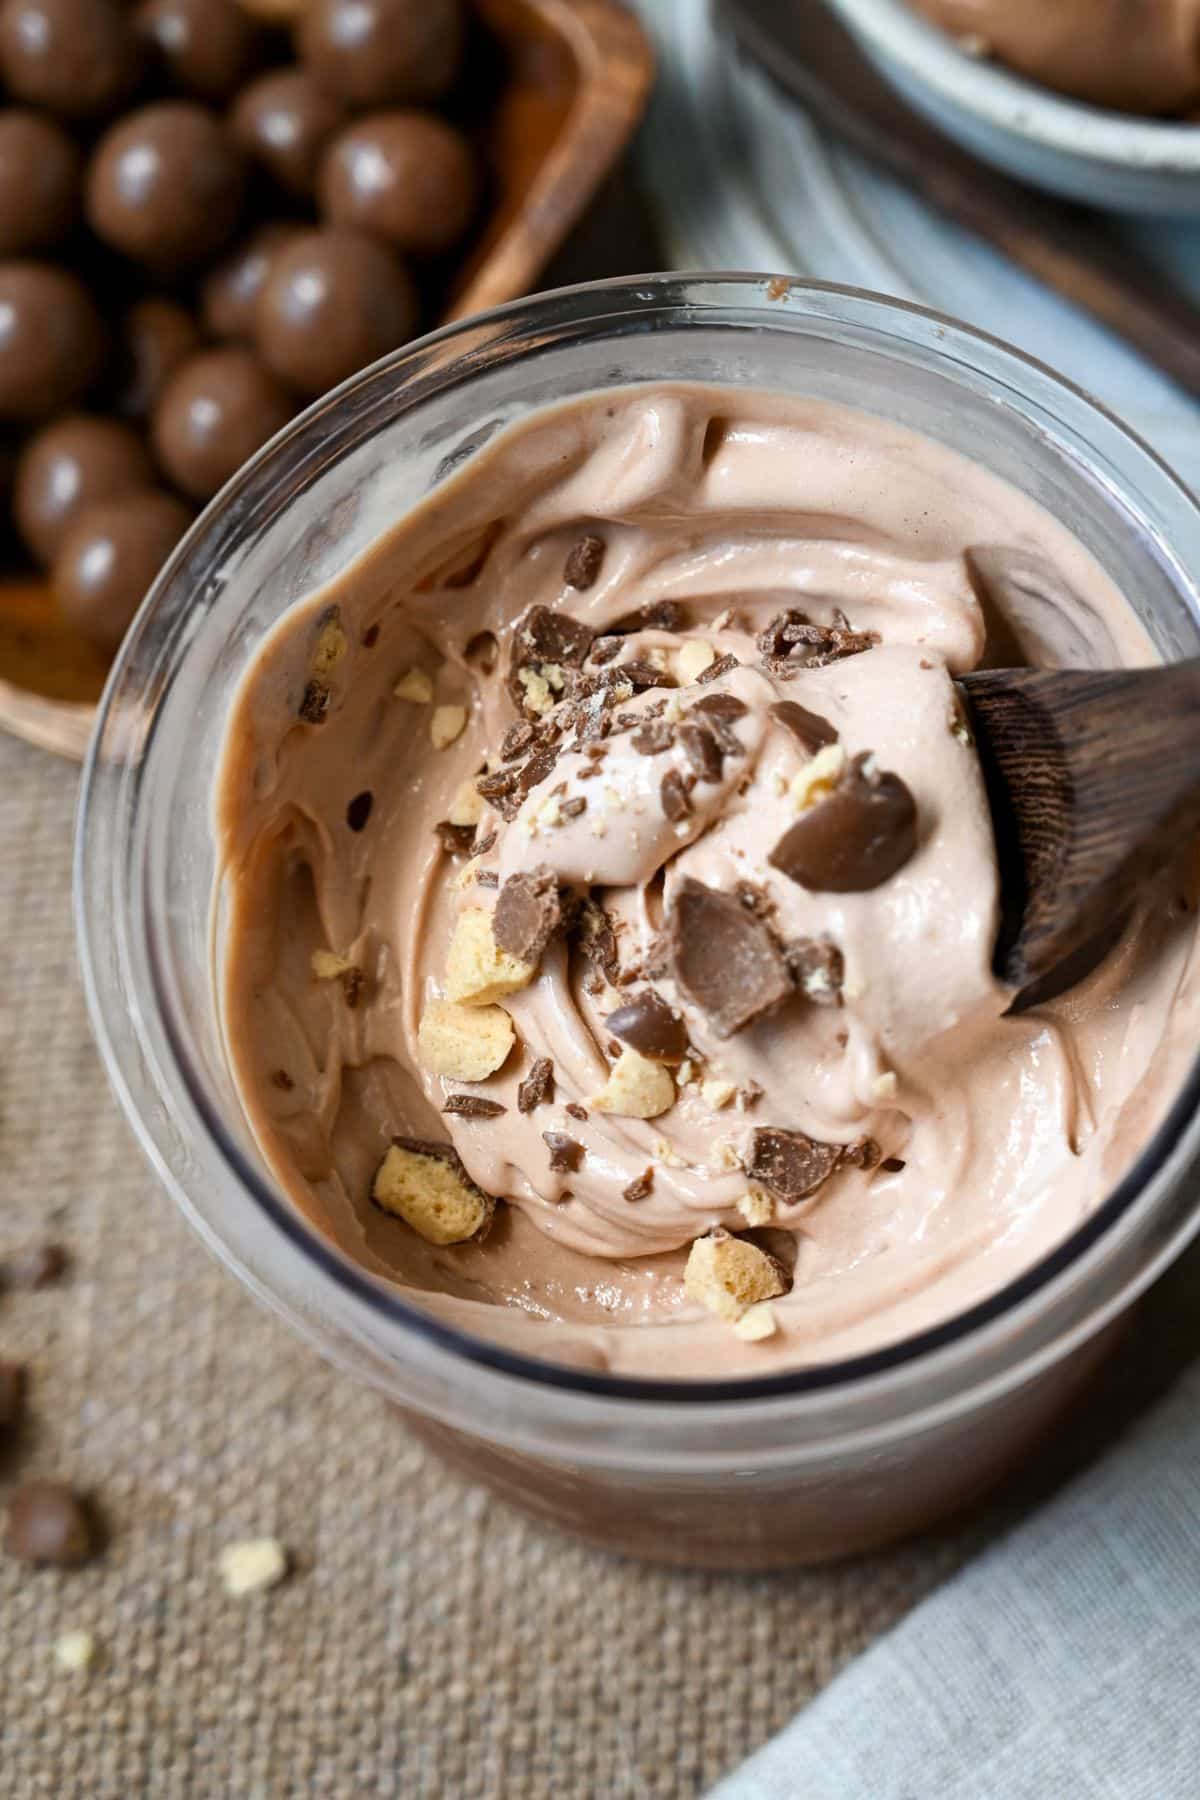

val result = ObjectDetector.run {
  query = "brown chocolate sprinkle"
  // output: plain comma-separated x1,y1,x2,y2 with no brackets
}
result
881,1157,906,1173
501,720,536,761
299,680,331,724
632,718,675,756
362,624,380,648
746,1127,845,1200
518,1057,556,1113
770,699,838,756
346,791,374,832
271,1069,295,1091
565,1102,588,1122
564,532,605,590
493,867,563,965
560,796,587,820
785,937,844,1005
669,878,793,1038
574,900,621,987
7,1243,68,1290
610,599,687,634
623,1169,654,1202
0,1361,24,1430
589,635,622,666
443,1095,507,1119
434,821,477,856
695,652,741,684
758,609,877,674
543,1131,584,1173
769,752,917,893
605,990,688,1063
5,1480,94,1567
678,719,725,784
660,768,693,823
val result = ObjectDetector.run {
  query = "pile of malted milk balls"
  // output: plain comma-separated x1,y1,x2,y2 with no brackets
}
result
0,0,476,650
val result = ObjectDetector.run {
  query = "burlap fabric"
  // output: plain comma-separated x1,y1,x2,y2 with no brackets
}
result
3,727,1200,1799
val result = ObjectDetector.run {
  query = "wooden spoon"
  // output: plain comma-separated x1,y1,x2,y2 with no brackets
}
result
959,661,1200,999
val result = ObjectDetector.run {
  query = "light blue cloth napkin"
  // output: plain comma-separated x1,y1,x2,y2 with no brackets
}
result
710,1356,1200,1799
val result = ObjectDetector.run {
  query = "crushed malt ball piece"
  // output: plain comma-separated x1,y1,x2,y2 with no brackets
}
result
55,1629,98,1674
311,949,356,981
736,1189,774,1228
445,907,536,1005
447,779,485,828
372,1139,495,1245
310,608,348,680
684,1229,788,1323
733,1302,778,1342
394,668,434,703
219,1537,289,1597
701,1078,737,1111
789,742,846,812
590,1046,675,1120
676,638,716,683
516,667,555,716
417,999,514,1081
430,704,467,750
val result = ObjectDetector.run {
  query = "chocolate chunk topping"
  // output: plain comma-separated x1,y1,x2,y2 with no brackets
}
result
7,1242,68,1289
442,1095,506,1119
619,658,675,693
564,532,605,590
574,900,620,987
346,790,374,832
516,744,559,797
660,768,693,823
543,1131,584,1173
299,680,330,724
694,692,748,722
589,634,621,666
746,1127,845,1200
669,878,793,1038
340,966,364,1009
501,719,536,761
623,1169,654,1202
493,867,562,965
0,1361,24,1430
271,1068,294,1091
509,604,594,711
560,795,587,820
517,1057,555,1113
758,610,877,675
632,718,675,756
770,699,838,756
609,599,687,635
785,937,844,1005
695,652,740,684
434,820,477,855
605,990,688,1063
5,1480,94,1567
769,752,917,892
881,1157,906,1173
474,830,497,857
475,767,518,802
678,719,726,784
565,1102,588,1121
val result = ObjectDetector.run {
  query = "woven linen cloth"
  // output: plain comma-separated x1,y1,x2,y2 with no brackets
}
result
2,721,1200,1800
711,1356,1200,1800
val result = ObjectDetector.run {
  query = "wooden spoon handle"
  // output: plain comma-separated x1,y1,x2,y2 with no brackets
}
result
961,659,1200,988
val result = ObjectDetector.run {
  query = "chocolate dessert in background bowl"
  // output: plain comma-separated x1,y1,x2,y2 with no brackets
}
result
75,275,1200,1568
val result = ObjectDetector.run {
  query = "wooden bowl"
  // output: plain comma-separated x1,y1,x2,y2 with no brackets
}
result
0,0,654,761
